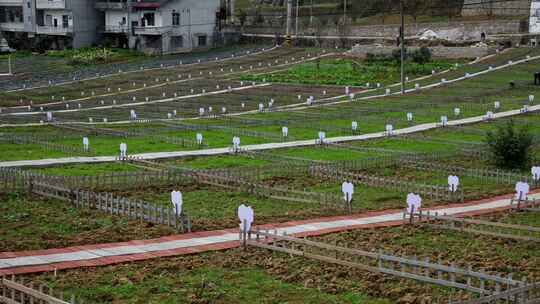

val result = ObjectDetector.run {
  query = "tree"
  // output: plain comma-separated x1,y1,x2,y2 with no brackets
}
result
485,120,533,170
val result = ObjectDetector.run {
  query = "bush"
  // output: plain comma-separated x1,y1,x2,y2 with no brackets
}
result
392,48,408,62
485,120,533,170
411,46,432,65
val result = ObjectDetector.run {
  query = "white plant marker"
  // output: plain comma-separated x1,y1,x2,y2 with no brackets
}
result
208,106,213,114
386,124,394,135
259,103,264,112
82,137,89,152
241,102,245,108
318,131,326,144
515,181,530,201
485,111,494,120
89,117,93,123
349,93,355,100
238,204,254,232
167,113,172,119
171,190,183,216
440,115,448,126
46,111,53,122
386,88,391,95
531,166,540,182
407,112,413,122
494,101,501,110
173,110,177,116
119,142,127,159
196,133,203,145
282,126,289,137
199,108,205,116
345,86,350,95
298,95,302,100
222,107,227,114
454,108,461,117
448,175,459,192
232,136,241,151
130,109,137,120
341,181,354,203
415,83,420,90
406,193,422,214
529,95,535,103
352,121,358,131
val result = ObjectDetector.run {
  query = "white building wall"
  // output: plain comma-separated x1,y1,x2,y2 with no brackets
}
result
105,10,128,27
530,0,540,33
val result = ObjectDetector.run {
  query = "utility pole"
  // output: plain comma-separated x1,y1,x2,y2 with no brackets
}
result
295,0,299,37
400,0,405,95
286,0,293,45
343,0,347,23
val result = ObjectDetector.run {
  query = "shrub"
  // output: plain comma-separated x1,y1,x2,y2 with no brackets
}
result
411,46,432,65
392,48,408,62
485,120,533,170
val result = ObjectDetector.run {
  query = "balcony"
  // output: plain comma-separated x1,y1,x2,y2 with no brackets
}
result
101,25,130,33
133,26,171,35
95,1,127,10
36,25,72,35
0,22,24,31
36,0,66,9
0,0,23,6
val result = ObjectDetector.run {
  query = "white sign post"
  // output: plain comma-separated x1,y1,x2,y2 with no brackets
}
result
386,124,394,136
532,166,540,185
282,126,288,139
351,121,358,132
448,175,459,194
171,190,183,216
119,142,127,160
406,193,422,223
341,181,354,213
238,204,254,248
317,131,326,144
515,181,530,210
196,133,203,146
232,136,241,152
82,137,89,152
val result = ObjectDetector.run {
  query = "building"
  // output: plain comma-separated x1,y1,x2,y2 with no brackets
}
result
97,0,221,54
0,0,97,49
0,0,222,53
530,0,540,33
462,0,531,17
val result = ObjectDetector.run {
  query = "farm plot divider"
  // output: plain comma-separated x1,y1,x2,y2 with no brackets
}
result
242,229,525,296
30,180,191,231
0,133,93,156
1,275,76,304
399,159,532,186
310,163,464,202
408,211,540,243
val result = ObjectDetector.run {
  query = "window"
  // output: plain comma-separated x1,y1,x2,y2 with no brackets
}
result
62,15,68,28
172,12,180,26
143,12,155,26
171,35,183,48
198,35,207,47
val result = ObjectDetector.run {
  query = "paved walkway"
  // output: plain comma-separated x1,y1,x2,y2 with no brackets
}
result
2,104,538,168
1,191,537,276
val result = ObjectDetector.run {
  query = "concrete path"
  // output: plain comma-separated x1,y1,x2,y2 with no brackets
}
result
0,191,537,276
1,104,537,168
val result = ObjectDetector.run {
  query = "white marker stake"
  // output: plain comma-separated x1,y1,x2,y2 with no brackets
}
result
494,101,501,110
119,142,127,159
238,204,254,233
386,124,393,136
351,121,358,132
454,108,461,117
532,166,540,182
407,112,413,123
196,133,203,145
171,191,183,216
440,116,448,127
318,131,326,144
82,137,89,152
448,175,459,192
341,181,354,204
282,126,288,138
515,182,530,203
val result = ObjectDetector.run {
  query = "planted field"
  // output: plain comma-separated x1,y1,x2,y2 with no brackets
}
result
1,46,540,303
